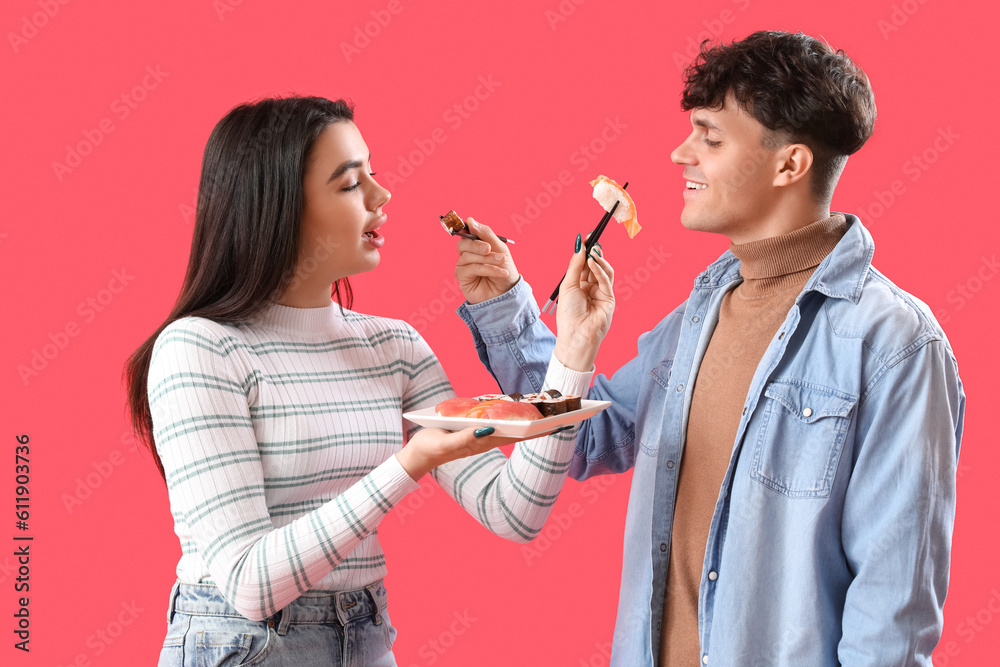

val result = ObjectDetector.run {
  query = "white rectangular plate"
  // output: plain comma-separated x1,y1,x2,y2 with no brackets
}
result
403,400,611,439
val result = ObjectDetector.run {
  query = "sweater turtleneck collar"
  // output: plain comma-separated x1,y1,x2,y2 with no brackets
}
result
254,300,346,334
729,214,847,298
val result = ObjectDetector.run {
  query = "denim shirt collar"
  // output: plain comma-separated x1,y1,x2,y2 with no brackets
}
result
694,212,873,305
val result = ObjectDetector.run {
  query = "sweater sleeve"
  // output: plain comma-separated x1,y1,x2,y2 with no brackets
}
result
148,319,420,621
401,327,593,543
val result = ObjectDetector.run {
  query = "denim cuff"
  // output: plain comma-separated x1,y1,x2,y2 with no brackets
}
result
456,278,540,345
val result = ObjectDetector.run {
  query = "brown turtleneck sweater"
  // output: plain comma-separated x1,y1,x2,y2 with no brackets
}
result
658,215,848,666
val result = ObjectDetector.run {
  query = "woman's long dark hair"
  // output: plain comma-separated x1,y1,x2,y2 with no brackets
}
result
124,96,356,480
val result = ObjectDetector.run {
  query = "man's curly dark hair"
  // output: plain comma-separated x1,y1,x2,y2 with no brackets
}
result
681,31,877,204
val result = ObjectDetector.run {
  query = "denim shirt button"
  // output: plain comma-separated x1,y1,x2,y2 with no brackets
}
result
741,407,747,416
778,331,786,340
660,543,668,552
708,571,718,581
676,384,684,393
802,407,813,417
691,315,701,323
703,655,709,664
700,275,710,284
666,460,676,469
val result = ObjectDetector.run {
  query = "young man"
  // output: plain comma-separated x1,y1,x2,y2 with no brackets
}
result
452,31,965,666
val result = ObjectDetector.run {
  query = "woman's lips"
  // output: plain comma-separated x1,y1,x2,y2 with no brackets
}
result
362,228,384,248
363,214,387,248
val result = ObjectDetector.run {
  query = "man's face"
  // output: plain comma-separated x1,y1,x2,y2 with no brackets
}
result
670,94,784,242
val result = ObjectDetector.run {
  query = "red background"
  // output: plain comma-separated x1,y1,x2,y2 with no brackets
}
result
2,0,997,665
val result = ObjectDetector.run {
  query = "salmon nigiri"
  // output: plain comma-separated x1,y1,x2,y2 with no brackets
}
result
590,175,640,239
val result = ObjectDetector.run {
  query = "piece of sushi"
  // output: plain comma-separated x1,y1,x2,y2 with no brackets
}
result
464,399,542,421
590,175,640,239
440,210,466,235
435,397,481,417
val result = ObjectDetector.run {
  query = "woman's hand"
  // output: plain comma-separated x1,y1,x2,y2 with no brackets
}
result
454,218,520,304
553,235,615,372
396,426,520,480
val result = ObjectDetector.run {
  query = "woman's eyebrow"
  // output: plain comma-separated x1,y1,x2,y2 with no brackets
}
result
327,153,372,182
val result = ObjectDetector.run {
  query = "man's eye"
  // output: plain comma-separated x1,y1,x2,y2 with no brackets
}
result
704,138,721,147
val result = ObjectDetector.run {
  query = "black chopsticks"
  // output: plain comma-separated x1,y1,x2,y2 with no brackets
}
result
541,181,627,314
450,230,515,245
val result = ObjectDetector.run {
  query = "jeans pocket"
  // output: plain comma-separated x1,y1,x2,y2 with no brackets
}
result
195,623,272,667
381,616,395,651
749,379,856,498
158,629,186,667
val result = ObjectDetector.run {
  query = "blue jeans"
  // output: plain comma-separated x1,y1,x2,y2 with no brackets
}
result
157,581,397,667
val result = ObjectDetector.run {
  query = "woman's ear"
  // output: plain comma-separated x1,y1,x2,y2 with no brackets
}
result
773,144,813,188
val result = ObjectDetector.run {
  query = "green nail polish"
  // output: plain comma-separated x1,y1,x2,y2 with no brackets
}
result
594,244,602,257
474,427,495,438
588,251,598,262
575,234,581,253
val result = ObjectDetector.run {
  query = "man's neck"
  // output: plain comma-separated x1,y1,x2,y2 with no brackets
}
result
727,203,831,245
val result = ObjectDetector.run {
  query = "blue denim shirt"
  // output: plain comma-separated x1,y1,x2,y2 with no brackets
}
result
457,215,965,667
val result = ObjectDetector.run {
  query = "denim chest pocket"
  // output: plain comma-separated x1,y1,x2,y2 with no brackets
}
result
638,359,673,457
749,379,857,499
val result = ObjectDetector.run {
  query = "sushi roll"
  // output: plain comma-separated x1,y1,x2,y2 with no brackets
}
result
440,210,467,235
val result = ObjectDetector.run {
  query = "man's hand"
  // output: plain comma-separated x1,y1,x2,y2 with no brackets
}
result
553,235,615,372
454,218,520,304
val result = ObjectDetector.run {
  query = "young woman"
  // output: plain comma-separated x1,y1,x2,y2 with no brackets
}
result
124,96,615,666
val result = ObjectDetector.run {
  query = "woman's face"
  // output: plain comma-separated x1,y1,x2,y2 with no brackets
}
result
297,121,390,288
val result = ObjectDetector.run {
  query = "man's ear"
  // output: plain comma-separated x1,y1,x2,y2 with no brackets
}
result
773,144,813,188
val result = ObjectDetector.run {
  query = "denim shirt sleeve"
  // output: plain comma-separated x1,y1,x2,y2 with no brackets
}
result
838,339,965,666
456,278,556,394
457,279,681,481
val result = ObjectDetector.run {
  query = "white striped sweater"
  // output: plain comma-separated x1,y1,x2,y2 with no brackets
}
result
148,300,591,621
